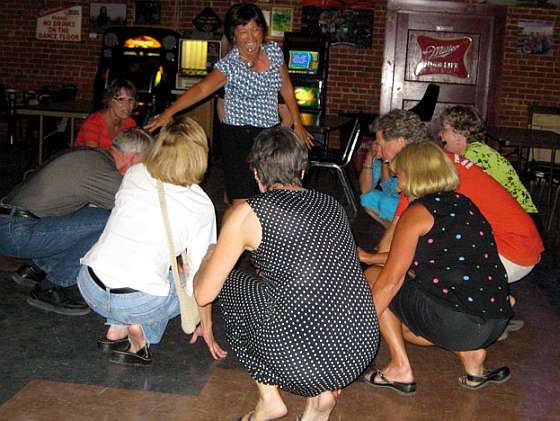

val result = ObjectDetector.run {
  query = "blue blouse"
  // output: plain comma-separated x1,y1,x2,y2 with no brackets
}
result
215,42,284,128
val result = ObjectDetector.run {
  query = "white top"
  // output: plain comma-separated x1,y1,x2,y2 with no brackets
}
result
81,164,217,296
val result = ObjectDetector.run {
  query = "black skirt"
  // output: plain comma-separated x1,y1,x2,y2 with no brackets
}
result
390,279,508,351
220,124,267,200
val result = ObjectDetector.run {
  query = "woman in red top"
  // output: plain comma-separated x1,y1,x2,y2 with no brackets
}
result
75,79,137,149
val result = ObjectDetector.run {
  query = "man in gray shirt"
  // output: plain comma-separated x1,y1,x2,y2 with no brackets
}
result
0,128,153,315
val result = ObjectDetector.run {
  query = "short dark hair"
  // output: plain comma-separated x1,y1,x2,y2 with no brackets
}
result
373,109,432,144
248,127,308,190
223,3,268,45
440,105,485,143
102,79,137,107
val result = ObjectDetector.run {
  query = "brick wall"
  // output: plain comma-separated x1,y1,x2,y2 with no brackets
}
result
0,0,558,128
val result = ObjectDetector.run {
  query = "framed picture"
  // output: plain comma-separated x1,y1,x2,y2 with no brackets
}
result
90,3,127,34
261,9,271,38
271,7,293,39
517,20,554,55
135,0,160,25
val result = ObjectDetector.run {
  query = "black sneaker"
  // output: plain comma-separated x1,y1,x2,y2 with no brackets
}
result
12,263,46,287
27,286,91,316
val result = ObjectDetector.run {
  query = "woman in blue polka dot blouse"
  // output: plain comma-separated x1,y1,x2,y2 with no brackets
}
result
363,141,513,396
146,3,313,204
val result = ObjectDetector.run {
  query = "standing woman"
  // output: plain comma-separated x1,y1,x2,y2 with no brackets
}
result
145,3,313,204
75,79,137,149
194,127,378,421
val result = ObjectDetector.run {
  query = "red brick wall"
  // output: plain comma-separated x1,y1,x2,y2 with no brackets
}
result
0,1,558,128
500,6,560,127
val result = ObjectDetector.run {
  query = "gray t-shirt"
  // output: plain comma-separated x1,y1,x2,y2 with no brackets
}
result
6,148,122,217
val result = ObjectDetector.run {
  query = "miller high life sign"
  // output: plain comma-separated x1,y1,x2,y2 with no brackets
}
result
415,35,471,78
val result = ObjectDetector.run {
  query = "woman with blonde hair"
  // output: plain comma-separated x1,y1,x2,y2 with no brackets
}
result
77,117,226,366
363,141,512,395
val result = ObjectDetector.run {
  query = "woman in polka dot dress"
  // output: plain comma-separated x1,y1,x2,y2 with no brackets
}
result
363,142,513,396
194,127,379,421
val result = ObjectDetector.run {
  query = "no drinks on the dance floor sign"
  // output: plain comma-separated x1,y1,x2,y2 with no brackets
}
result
36,6,82,42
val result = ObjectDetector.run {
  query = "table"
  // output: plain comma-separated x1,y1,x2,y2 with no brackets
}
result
15,100,92,164
486,126,560,223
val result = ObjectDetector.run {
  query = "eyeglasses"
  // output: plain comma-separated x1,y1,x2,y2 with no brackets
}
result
113,96,136,104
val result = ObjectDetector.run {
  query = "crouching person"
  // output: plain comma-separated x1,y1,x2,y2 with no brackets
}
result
364,142,512,395
77,116,226,365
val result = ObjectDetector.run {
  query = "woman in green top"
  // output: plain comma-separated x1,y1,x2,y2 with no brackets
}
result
439,105,538,215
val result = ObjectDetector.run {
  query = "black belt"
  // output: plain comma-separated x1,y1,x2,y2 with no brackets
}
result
0,205,39,219
88,267,138,294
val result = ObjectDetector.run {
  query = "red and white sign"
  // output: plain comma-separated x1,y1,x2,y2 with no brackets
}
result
36,6,82,42
415,35,471,78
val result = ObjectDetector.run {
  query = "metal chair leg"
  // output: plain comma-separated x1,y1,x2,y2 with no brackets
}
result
546,181,560,232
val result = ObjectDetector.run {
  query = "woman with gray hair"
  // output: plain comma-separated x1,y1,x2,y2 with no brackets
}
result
194,127,378,421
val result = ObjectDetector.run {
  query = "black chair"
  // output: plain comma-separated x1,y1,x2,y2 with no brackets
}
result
408,83,440,122
306,117,363,219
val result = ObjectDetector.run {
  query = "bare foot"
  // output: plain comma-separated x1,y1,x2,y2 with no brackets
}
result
252,383,288,421
105,324,128,341
127,324,146,353
301,390,339,421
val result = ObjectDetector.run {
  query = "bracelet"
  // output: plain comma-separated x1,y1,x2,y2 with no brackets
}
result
362,165,373,170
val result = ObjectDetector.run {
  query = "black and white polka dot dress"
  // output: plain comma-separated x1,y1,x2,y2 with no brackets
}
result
219,189,379,397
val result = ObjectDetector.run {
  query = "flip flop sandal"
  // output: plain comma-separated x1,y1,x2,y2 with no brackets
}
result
458,366,511,390
363,369,417,396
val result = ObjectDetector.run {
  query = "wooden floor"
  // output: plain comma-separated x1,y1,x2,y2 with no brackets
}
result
1,153,559,420
1,276,559,420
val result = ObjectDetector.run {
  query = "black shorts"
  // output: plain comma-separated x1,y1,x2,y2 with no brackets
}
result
389,280,508,351
220,124,267,200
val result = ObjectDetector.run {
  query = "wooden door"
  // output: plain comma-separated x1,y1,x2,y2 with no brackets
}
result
380,0,506,126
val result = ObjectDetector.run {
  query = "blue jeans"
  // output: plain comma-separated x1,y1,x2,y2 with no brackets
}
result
77,265,181,344
0,207,110,287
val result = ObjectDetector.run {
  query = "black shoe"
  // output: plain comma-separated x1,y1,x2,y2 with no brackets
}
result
97,336,130,353
110,345,152,366
27,285,91,316
12,264,46,287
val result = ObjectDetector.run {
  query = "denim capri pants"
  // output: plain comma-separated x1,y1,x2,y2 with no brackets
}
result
77,265,181,344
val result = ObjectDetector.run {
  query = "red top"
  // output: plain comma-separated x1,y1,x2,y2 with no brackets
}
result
396,153,543,266
75,111,137,149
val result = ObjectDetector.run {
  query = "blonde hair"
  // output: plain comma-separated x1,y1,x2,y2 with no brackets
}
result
144,116,208,186
390,141,459,198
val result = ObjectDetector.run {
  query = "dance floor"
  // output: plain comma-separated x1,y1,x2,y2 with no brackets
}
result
1,156,559,420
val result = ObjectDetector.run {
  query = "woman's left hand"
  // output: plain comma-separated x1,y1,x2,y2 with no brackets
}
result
190,323,228,360
293,124,315,149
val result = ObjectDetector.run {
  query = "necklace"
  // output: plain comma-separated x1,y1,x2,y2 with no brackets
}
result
240,48,261,69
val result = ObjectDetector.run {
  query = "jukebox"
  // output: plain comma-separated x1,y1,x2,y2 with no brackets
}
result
93,26,180,125
282,32,329,128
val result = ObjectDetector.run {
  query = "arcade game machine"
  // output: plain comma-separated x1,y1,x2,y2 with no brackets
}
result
282,32,329,130
175,36,222,91
173,35,223,143
93,27,180,125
